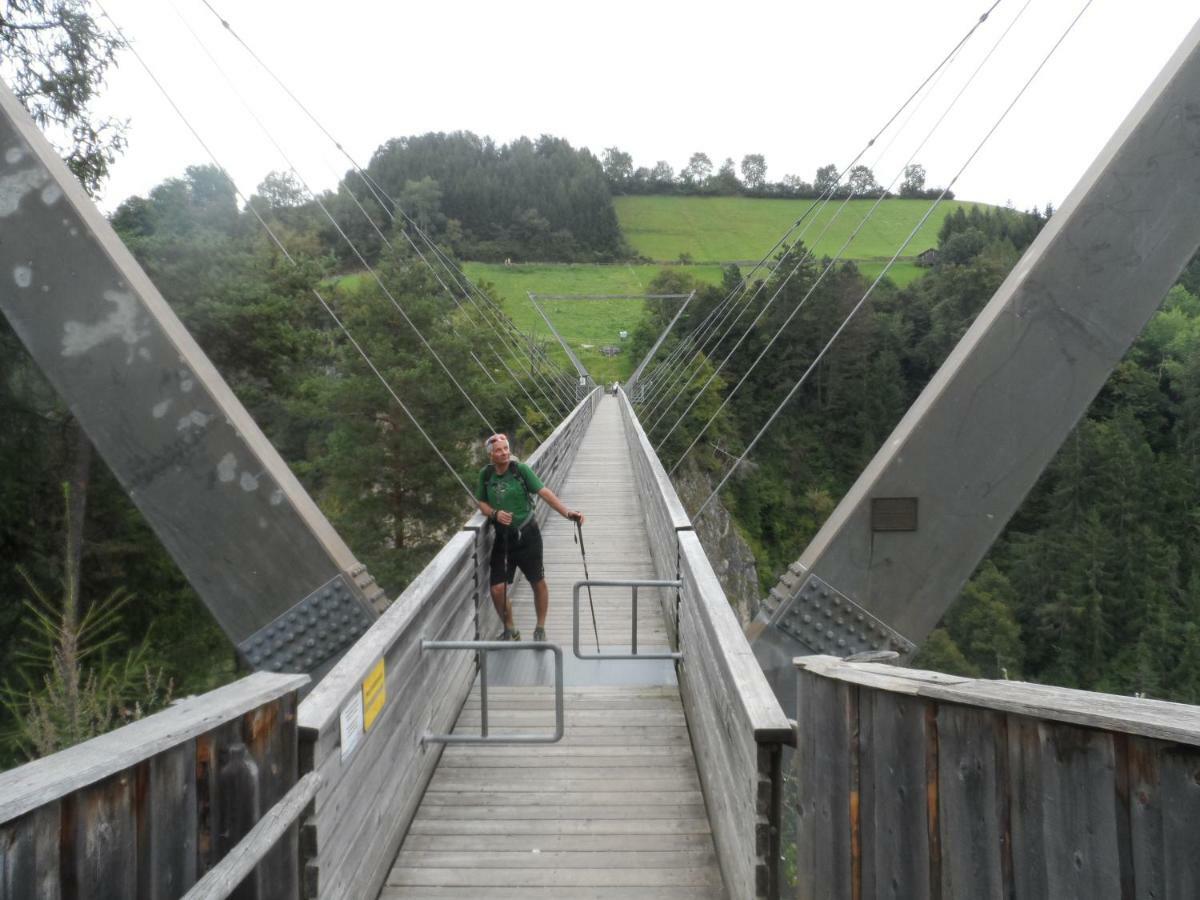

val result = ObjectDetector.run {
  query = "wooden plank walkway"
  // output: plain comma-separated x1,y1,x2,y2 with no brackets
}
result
382,396,727,899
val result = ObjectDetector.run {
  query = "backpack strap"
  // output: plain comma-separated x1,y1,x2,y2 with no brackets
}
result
485,463,534,500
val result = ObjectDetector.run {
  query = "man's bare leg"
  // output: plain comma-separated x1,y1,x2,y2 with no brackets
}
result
532,579,549,629
490,582,514,629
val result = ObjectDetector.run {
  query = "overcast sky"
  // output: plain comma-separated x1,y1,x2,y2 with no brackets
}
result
88,1,1199,215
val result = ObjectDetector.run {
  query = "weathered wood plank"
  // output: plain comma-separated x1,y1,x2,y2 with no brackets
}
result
0,803,60,900
392,849,718,868
136,740,198,900
0,673,305,825
1158,742,1200,898
795,669,853,900
406,818,714,836
1007,716,1123,900
182,771,321,900
797,656,1200,748
679,531,791,741
937,703,1006,900
860,691,930,900
379,886,725,900
419,791,705,807
241,691,298,899
428,773,701,792
385,866,725,887
62,772,136,900
400,833,714,851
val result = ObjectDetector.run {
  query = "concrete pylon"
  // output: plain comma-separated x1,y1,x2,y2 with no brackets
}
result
0,80,381,676
753,17,1200,706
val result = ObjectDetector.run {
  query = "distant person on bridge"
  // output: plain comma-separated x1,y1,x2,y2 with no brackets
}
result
477,433,583,642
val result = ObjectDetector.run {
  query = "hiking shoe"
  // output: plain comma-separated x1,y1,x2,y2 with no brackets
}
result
499,628,516,641
533,626,546,642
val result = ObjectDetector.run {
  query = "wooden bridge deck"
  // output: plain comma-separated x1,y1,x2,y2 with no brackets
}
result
382,396,727,898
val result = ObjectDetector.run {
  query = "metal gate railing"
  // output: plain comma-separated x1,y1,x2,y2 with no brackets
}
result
420,640,564,744
572,579,684,660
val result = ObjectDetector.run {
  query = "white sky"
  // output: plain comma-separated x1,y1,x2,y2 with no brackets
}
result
89,1,1200,215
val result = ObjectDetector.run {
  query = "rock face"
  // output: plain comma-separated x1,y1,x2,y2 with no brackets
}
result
673,461,762,626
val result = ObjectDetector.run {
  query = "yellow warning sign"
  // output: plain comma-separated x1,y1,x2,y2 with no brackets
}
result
362,658,386,731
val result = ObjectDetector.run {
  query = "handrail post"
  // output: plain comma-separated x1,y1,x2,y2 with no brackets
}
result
479,648,488,739
631,585,638,655
572,579,683,660
421,640,564,744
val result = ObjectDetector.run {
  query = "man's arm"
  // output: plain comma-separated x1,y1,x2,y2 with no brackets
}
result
537,487,584,524
477,498,515,526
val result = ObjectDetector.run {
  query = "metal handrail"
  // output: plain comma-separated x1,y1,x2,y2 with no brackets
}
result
572,579,684,660
420,640,564,744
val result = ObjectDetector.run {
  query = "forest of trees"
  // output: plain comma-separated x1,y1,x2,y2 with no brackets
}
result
636,204,1200,701
6,2,1200,773
341,132,628,263
0,162,550,766
601,147,952,201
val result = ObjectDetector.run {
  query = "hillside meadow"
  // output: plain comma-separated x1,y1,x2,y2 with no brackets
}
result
346,197,980,382
462,262,724,382
615,195,980,284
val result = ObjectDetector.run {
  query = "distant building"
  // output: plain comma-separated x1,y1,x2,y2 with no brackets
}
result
600,346,622,357
915,248,940,267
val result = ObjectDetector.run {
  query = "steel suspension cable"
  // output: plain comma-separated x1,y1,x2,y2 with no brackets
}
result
651,186,876,446
337,167,574,421
164,9,504,439
692,0,1094,521
638,287,749,420
660,2,1030,468
95,1,478,499
161,2,548,442
640,2,1003,432
636,202,823,408
198,0,579,420
310,172,549,437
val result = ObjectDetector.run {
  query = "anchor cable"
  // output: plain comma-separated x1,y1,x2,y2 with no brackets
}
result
692,0,1095,521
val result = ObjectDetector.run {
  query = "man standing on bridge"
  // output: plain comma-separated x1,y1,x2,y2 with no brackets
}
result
477,433,583,642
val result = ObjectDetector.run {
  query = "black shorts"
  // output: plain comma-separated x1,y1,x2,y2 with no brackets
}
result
489,521,545,586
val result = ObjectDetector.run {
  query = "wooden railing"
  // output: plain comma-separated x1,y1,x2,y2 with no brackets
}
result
295,388,600,899
794,655,1200,899
0,672,307,900
618,389,793,900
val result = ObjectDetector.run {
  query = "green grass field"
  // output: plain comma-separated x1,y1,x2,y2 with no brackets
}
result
463,262,725,382
615,195,978,285
342,196,975,384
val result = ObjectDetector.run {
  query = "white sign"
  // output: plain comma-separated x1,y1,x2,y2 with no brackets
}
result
339,691,364,761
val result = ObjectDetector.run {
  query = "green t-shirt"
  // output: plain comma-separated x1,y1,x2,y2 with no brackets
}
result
476,460,544,527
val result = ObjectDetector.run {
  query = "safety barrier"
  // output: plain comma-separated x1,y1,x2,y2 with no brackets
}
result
794,655,1200,899
420,640,564,745
295,387,600,899
571,578,684,660
0,672,307,899
617,388,793,900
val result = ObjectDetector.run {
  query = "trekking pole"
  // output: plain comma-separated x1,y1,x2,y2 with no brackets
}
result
502,527,511,635
573,515,601,652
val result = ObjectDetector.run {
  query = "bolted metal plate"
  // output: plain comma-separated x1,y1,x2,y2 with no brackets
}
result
237,574,373,673
771,574,916,658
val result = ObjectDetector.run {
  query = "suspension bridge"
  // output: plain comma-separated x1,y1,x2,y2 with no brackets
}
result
5,7,1200,900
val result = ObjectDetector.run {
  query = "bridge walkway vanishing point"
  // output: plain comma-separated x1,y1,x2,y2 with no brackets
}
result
384,394,727,898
